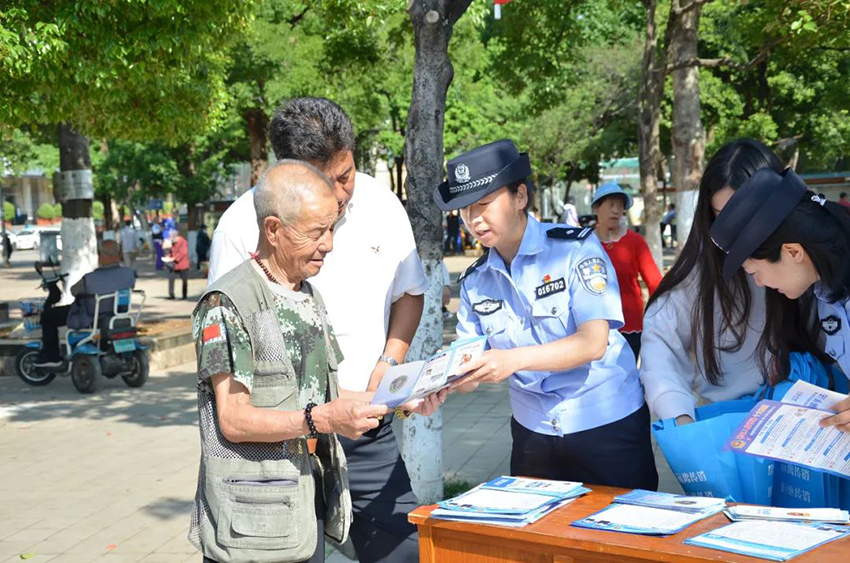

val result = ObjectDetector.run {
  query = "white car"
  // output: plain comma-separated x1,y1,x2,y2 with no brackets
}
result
13,228,62,251
13,228,41,250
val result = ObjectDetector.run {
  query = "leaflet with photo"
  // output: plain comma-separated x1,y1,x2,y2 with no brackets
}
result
371,336,487,408
725,400,850,479
685,521,850,561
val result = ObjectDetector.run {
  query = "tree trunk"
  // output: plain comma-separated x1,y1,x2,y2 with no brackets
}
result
669,4,706,250
402,0,472,504
395,155,404,199
102,193,114,232
244,108,269,186
638,0,664,271
57,124,97,304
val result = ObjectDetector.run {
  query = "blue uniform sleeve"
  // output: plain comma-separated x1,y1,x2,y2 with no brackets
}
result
568,236,625,330
456,281,483,340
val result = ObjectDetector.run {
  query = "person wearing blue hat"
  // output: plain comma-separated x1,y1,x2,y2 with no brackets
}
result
435,139,658,489
711,167,850,432
591,183,661,358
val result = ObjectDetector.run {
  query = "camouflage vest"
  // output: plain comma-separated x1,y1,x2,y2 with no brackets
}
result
188,260,351,563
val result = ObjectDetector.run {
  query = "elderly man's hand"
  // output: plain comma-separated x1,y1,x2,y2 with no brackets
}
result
313,399,388,440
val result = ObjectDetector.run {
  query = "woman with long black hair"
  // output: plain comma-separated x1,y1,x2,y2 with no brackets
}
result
710,168,850,431
641,139,788,425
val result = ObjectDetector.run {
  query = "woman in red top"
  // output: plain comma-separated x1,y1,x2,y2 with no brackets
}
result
165,229,190,300
592,183,661,358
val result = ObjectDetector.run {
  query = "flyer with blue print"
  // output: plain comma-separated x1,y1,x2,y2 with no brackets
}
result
724,396,850,479
685,521,850,561
371,336,487,408
571,503,723,536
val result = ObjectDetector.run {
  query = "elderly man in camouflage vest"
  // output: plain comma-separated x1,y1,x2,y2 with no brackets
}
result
189,160,389,563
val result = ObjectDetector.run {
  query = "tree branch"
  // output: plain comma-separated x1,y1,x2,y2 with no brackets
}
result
672,0,714,17
287,7,310,28
664,37,784,73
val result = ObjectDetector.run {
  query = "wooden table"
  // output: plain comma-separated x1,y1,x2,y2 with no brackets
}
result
409,485,850,562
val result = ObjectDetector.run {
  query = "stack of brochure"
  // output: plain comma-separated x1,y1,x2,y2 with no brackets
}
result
431,476,590,527
686,521,850,561
572,490,726,536
725,505,850,525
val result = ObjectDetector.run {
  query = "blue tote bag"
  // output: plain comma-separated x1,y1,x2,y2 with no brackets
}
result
653,395,773,503
653,353,848,504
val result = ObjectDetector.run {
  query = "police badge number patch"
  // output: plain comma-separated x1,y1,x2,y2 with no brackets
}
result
821,315,841,336
576,257,608,295
535,277,566,299
472,299,503,316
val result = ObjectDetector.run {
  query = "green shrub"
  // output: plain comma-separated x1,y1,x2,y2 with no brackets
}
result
3,200,13,222
36,203,55,220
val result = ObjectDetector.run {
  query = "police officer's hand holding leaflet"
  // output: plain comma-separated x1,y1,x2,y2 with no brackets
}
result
433,140,658,489
710,166,850,433
189,162,388,563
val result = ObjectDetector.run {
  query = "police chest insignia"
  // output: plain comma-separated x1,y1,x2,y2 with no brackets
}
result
577,257,608,295
473,299,503,316
535,276,566,299
455,163,471,183
821,315,841,336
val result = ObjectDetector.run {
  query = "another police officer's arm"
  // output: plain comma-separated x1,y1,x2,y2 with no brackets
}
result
452,320,610,386
211,373,388,442
820,397,850,433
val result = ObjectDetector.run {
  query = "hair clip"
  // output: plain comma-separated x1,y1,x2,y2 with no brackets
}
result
811,194,827,206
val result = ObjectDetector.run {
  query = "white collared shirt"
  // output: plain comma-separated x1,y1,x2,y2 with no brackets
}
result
207,172,428,392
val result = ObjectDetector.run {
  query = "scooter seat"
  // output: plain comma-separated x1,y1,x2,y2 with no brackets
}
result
67,331,93,346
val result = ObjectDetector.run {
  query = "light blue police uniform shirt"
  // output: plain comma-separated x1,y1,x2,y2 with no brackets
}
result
456,216,645,436
815,283,850,379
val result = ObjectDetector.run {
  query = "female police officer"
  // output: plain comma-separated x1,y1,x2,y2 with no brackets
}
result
710,166,850,432
434,139,658,489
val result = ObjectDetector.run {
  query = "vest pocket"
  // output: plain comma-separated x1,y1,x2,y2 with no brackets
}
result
251,377,298,409
216,478,314,551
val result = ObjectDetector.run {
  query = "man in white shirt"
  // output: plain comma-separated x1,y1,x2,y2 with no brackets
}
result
208,98,428,563
119,220,140,272
561,196,579,226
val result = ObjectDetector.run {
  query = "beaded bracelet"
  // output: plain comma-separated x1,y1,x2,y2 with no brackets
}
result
305,402,319,438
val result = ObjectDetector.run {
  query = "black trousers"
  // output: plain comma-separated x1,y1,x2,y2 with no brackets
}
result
510,404,659,491
203,456,326,563
169,268,188,298
337,413,419,563
622,331,642,359
40,305,71,361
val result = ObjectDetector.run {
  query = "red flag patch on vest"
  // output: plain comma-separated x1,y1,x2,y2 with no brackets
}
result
203,324,224,343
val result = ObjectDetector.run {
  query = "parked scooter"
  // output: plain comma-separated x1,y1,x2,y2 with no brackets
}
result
15,260,149,393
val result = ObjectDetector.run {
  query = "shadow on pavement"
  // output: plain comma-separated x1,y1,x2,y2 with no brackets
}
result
0,368,199,428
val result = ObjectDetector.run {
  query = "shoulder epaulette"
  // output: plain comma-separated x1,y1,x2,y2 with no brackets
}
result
457,249,489,285
547,227,593,241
